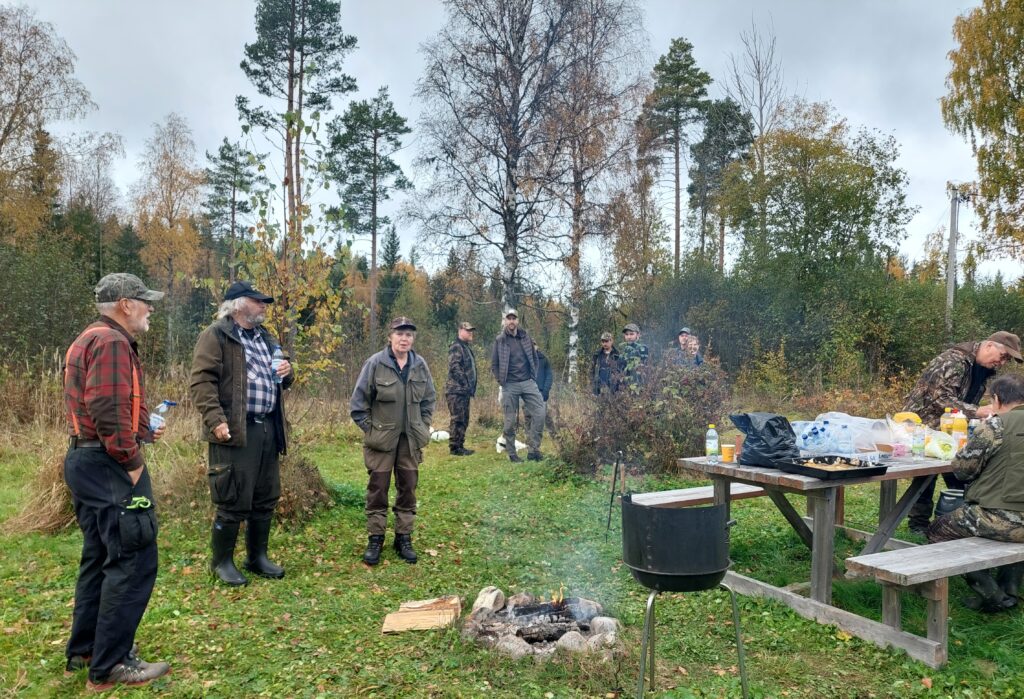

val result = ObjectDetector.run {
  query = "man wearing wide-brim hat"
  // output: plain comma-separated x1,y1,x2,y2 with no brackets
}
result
190,280,294,586
350,316,437,565
903,330,1024,535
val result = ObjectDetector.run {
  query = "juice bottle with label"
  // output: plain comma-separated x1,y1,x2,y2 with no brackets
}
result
951,409,968,450
939,407,954,435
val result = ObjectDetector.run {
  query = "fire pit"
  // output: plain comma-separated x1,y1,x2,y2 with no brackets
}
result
461,587,623,660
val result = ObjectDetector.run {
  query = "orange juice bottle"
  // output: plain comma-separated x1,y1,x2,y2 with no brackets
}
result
951,409,968,450
939,407,954,435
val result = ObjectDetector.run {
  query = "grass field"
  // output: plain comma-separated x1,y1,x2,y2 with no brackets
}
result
2,422,1024,698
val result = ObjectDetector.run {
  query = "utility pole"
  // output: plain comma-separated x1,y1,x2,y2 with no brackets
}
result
945,187,959,342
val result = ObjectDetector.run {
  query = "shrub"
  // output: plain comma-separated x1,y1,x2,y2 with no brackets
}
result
554,360,731,475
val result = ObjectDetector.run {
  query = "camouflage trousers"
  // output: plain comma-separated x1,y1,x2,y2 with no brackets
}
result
446,393,471,451
928,503,1024,544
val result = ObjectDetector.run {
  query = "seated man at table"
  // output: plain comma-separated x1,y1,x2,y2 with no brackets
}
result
927,374,1024,612
904,331,1022,534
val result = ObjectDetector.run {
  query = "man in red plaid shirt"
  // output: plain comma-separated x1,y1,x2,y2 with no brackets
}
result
62,273,171,691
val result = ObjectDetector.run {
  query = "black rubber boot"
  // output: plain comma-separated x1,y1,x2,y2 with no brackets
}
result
394,533,418,564
244,518,285,579
363,534,385,566
997,562,1024,600
962,570,1017,612
210,521,248,586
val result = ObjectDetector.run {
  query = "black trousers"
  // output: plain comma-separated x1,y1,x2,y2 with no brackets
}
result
207,417,281,524
64,447,158,682
446,393,470,450
909,472,967,528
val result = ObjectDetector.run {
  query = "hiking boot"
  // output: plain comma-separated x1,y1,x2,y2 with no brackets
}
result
508,453,523,463
962,570,1017,613
66,644,139,676
363,534,385,566
86,655,170,691
243,518,285,579
450,447,475,456
998,562,1024,600
210,521,248,586
394,533,418,564
527,451,543,461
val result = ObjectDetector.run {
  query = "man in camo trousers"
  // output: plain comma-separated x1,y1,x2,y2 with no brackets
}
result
928,374,1024,612
903,331,1022,533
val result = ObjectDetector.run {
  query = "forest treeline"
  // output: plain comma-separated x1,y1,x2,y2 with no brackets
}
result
2,0,1023,397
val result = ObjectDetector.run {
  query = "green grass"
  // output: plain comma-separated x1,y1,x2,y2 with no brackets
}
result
3,428,1024,697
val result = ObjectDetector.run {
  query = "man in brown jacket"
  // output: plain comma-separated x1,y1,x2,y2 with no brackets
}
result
190,281,294,586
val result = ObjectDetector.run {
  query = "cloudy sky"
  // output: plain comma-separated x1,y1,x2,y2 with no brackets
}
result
28,0,1001,277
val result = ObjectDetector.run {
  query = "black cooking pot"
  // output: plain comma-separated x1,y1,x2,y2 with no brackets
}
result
621,493,732,592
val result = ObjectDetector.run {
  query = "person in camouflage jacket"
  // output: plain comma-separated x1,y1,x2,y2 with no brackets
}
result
444,322,478,456
903,331,1023,532
619,322,649,386
928,374,1024,612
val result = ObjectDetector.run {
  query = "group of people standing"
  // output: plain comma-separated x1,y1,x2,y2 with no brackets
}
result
591,323,704,395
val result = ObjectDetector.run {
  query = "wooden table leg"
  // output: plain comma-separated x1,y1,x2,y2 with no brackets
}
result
879,481,897,523
862,475,936,555
836,485,846,525
712,476,731,522
809,488,837,604
921,578,949,667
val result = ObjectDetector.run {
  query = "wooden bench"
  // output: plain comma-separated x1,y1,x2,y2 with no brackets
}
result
845,537,1024,667
631,483,765,508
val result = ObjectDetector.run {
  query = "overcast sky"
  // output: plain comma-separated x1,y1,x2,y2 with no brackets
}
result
28,0,1005,278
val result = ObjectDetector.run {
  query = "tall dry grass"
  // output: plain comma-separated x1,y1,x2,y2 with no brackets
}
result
0,365,335,534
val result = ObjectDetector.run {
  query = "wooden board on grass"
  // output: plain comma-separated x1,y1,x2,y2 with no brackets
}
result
381,595,462,633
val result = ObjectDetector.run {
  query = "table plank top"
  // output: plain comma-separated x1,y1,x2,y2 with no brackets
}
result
677,455,952,491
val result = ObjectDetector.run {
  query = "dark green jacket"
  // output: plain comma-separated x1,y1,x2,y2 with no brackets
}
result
955,406,1024,512
350,347,436,453
189,317,294,453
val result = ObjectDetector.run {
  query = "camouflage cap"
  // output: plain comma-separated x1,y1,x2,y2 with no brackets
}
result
623,322,640,333
600,332,613,341
458,321,476,331
504,308,518,319
987,331,1023,361
389,316,417,331
95,273,164,303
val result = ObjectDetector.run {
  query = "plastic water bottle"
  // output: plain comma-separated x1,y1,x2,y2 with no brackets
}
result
271,345,285,384
836,424,854,455
705,424,720,463
911,425,925,457
820,420,833,452
149,400,177,431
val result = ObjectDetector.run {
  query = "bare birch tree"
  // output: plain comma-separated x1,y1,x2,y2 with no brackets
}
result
547,0,646,383
413,0,577,314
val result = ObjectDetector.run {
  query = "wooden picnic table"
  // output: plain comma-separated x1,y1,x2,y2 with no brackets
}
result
677,455,952,605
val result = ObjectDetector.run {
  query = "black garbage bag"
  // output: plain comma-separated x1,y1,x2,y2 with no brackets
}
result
729,412,800,467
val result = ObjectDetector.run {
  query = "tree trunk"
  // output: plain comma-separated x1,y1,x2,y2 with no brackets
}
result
718,211,725,272
673,123,680,276
369,134,379,337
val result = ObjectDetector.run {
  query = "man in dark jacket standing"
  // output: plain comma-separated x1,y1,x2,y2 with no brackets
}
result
591,332,622,395
350,317,436,565
63,273,170,690
903,331,1022,534
445,321,477,456
491,308,545,462
190,281,294,586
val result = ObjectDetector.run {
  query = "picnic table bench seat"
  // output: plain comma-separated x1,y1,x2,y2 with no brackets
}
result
631,482,764,508
845,537,1024,667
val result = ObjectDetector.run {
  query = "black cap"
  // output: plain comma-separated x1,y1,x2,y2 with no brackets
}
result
225,280,274,303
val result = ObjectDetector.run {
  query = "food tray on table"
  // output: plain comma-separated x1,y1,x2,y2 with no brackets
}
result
774,455,889,480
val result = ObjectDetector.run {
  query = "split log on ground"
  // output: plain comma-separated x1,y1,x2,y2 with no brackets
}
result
382,595,462,633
